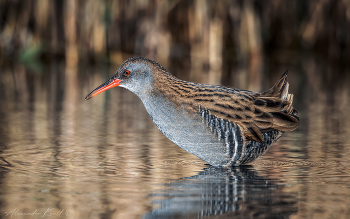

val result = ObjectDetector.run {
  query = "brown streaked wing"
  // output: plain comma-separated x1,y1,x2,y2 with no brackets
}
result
188,91,298,143
154,70,298,143
187,90,268,142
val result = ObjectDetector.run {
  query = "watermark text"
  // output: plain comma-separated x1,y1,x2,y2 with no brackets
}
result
4,208,71,218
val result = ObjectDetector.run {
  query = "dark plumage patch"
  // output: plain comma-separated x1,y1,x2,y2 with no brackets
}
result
170,87,182,95
242,94,253,101
226,114,234,119
257,112,272,119
254,99,265,106
235,115,243,119
254,108,262,114
198,88,214,93
194,99,214,102
187,93,214,98
265,99,276,107
209,109,233,119
172,85,191,93
242,121,250,126
271,112,298,123
255,120,271,125
214,93,231,98
247,127,262,142
215,103,234,110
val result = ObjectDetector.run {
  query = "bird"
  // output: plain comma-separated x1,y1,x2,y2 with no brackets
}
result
85,57,299,167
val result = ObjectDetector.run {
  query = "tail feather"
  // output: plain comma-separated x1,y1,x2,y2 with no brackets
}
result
249,71,299,137
262,70,289,99
261,70,295,113
285,93,294,114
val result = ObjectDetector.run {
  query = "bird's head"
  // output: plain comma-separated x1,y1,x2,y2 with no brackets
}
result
85,57,158,100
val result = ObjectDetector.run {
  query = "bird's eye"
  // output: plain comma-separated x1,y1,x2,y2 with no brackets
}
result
124,70,131,76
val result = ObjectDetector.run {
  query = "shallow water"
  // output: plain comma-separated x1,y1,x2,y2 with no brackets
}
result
0,61,349,219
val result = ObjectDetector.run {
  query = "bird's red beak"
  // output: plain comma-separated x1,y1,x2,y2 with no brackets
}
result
85,78,122,100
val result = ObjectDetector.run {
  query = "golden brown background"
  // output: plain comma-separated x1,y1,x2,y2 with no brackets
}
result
1,1,350,218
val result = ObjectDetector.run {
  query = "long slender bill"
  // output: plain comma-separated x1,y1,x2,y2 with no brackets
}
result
85,78,122,100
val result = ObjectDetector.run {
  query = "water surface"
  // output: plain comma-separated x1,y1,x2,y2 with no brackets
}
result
0,62,349,219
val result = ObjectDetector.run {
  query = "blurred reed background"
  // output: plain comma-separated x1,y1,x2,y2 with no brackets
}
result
1,0,350,87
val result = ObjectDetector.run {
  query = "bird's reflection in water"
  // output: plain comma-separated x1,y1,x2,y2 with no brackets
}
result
144,166,298,219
